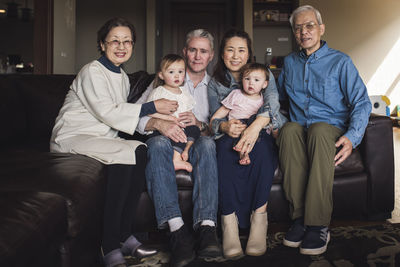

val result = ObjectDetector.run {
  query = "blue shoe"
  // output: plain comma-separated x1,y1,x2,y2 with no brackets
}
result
300,226,330,255
283,217,306,248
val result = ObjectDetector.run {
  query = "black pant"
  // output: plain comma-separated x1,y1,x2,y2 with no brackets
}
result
102,145,147,254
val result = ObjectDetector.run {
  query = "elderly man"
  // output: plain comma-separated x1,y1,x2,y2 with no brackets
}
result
277,5,371,255
136,29,220,267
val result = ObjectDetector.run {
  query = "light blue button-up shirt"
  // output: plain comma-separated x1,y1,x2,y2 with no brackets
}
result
278,41,372,148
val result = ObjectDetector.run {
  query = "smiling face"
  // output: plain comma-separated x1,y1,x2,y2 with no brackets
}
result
223,36,249,79
242,69,268,98
158,60,186,90
100,26,133,66
293,10,325,55
183,37,214,75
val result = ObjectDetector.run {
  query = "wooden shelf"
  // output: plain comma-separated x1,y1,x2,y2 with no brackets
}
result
253,21,290,27
253,1,293,6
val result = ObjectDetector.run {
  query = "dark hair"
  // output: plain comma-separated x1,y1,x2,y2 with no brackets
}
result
240,63,270,93
212,29,254,87
153,54,186,88
97,17,136,55
240,63,269,82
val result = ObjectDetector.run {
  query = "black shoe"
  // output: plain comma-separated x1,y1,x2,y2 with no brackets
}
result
169,225,196,267
283,217,306,248
300,226,330,255
196,226,223,259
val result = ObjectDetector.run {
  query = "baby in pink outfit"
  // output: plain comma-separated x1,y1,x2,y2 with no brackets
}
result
211,63,269,165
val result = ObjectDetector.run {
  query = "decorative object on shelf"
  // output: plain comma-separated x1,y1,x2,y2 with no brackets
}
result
279,12,289,21
253,0,295,25
370,95,391,116
264,47,272,66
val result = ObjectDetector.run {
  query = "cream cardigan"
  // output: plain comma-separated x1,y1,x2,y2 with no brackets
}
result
50,60,143,165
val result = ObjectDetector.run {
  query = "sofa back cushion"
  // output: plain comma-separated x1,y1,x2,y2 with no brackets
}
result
0,74,75,150
1,72,153,151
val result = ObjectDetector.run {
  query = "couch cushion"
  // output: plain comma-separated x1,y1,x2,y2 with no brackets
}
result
334,147,364,175
0,74,75,151
0,151,106,237
16,75,75,149
0,191,68,267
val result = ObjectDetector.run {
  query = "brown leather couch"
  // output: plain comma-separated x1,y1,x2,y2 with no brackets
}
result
0,73,394,267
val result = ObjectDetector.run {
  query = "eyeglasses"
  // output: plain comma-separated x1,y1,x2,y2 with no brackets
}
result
105,40,134,48
293,22,319,33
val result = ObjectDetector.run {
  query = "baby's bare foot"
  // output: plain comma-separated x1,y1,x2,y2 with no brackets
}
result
173,158,193,172
239,154,251,165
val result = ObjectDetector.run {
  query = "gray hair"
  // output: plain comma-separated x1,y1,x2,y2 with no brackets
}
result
185,29,214,51
289,5,323,28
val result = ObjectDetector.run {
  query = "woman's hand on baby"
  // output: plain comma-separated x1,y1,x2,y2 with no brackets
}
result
178,111,197,127
221,119,246,138
235,124,260,155
154,99,178,115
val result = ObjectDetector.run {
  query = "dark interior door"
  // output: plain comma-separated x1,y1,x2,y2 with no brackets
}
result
159,0,238,74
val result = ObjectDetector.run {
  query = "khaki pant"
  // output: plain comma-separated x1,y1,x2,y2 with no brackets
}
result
277,122,343,226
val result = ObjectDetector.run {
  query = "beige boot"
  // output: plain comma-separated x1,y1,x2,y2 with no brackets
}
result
221,213,243,259
245,212,268,256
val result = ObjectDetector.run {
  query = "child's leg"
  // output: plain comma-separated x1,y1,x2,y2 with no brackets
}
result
231,118,253,165
182,140,194,161
181,125,201,162
173,149,193,172
233,141,251,165
169,132,193,172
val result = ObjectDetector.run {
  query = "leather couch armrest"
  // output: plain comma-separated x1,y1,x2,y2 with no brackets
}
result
359,114,394,218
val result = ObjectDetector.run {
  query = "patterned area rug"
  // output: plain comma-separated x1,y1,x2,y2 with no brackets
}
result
126,223,400,267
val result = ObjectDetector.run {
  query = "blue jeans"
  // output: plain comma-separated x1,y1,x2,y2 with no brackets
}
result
145,135,218,229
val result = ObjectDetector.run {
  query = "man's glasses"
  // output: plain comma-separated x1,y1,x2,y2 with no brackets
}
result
294,22,319,33
105,40,134,48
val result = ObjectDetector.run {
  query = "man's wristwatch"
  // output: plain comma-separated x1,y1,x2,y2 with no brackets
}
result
199,122,208,132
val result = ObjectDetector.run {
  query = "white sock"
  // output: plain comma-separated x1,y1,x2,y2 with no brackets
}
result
168,217,184,232
200,220,215,227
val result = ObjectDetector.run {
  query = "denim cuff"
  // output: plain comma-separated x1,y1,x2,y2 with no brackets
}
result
157,212,183,230
193,215,218,230
173,145,183,154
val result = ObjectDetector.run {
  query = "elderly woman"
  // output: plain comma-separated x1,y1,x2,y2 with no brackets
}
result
208,29,286,259
50,18,177,267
